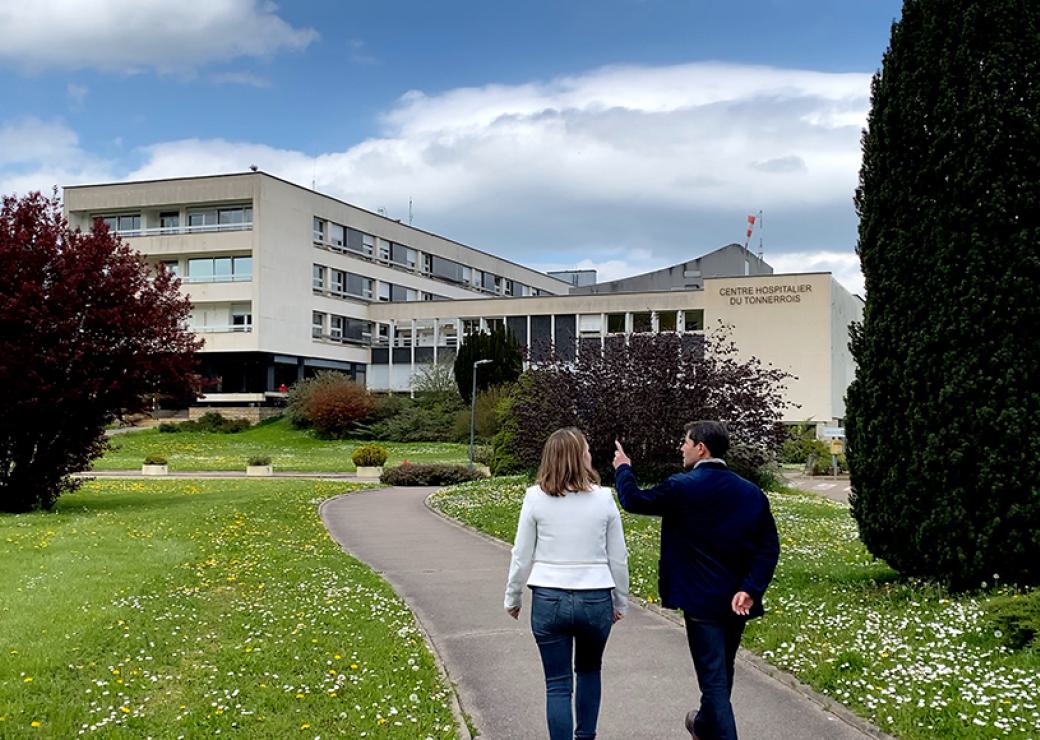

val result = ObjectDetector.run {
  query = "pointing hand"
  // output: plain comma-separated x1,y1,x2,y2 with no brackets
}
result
613,440,631,469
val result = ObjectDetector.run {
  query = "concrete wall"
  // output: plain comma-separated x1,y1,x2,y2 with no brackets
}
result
573,244,772,294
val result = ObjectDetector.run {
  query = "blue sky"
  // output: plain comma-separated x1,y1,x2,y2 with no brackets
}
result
0,0,905,293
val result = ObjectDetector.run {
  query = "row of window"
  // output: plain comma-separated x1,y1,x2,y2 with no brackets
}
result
312,311,371,344
312,263,448,302
313,216,539,297
159,256,253,282
97,205,253,235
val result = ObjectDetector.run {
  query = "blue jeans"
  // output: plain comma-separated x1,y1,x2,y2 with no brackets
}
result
684,615,745,740
530,587,614,740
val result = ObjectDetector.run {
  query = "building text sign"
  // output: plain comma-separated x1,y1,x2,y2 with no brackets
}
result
719,283,813,306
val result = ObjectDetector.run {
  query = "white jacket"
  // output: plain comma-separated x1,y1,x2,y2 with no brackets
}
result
504,484,629,614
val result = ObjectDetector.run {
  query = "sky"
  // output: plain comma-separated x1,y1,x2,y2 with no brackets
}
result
0,0,906,295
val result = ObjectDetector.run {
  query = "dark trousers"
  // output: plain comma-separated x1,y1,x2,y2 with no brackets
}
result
530,587,614,740
684,614,745,740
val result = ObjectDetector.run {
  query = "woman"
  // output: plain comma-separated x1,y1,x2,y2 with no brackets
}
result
504,427,629,740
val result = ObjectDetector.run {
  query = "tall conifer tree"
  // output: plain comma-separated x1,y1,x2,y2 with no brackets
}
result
847,0,1040,586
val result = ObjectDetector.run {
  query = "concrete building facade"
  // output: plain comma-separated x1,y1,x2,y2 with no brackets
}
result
63,171,862,426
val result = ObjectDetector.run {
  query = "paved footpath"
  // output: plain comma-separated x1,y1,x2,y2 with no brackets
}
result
321,486,881,740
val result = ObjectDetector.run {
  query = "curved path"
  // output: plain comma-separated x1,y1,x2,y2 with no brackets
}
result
321,487,880,740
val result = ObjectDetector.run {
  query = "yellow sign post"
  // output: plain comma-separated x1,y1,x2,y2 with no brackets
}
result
830,438,844,455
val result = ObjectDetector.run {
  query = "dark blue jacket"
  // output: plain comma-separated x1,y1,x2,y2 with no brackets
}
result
614,461,779,621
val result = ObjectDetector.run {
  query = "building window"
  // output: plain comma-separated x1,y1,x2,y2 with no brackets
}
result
330,269,347,296
632,312,652,333
422,253,433,274
312,311,326,338
578,314,602,335
187,256,252,282
362,232,375,255
313,217,325,242
390,284,418,302
329,223,345,248
659,311,677,332
160,212,180,229
312,264,326,291
390,243,417,269
377,281,390,302
684,309,705,332
346,272,374,300
377,238,391,262
346,228,367,254
99,213,142,235
160,260,180,277
231,304,252,331
330,315,344,341
606,313,626,334
187,206,252,231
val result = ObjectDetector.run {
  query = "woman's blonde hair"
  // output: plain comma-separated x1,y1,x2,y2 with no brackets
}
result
537,427,600,497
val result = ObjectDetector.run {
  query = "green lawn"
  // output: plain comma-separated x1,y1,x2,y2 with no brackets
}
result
95,417,469,472
0,479,460,738
430,477,1040,739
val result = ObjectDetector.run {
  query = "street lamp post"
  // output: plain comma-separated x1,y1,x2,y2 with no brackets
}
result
469,359,493,469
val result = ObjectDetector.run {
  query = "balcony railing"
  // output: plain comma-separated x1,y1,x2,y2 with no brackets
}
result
189,324,253,333
182,274,253,284
115,222,253,237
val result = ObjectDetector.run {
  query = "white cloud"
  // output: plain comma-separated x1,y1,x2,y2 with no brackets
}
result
0,0,316,73
4,60,870,294
768,250,864,296
0,117,115,196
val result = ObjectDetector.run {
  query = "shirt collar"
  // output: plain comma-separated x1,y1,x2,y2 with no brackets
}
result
693,457,727,468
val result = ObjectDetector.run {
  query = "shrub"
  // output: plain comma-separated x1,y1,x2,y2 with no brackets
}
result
780,424,827,465
351,444,388,467
986,590,1040,650
0,193,199,513
489,387,529,476
454,325,523,402
285,372,350,429
304,378,376,439
246,454,271,467
847,0,1040,586
157,422,181,433
193,411,251,434
453,384,513,442
380,463,487,487
503,329,789,483
362,395,466,442
143,454,168,466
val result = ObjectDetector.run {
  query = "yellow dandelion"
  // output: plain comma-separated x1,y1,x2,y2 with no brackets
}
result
23,677,33,683
300,723,311,730
31,721,42,727
120,706,130,714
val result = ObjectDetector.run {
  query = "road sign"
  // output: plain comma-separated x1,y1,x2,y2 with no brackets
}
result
822,426,845,438
830,438,844,455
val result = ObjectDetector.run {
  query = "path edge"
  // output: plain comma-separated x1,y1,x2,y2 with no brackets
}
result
319,490,474,740
423,490,895,740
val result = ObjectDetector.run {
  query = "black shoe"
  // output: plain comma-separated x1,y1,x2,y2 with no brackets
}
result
685,710,699,739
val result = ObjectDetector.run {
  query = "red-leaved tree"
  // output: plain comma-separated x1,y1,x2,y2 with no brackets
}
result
503,326,791,485
0,192,201,512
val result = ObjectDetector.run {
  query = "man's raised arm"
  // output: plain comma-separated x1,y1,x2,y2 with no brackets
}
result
612,440,672,516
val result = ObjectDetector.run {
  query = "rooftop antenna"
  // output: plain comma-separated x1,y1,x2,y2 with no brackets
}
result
311,162,316,190
757,210,764,260
377,207,386,217
408,197,413,225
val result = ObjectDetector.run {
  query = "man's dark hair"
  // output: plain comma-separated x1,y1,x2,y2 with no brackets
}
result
684,420,730,458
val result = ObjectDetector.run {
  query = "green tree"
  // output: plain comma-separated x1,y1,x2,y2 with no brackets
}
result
453,325,523,402
847,0,1040,587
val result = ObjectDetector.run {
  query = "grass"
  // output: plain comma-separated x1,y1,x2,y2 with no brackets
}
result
0,479,460,738
430,477,1040,739
94,417,469,472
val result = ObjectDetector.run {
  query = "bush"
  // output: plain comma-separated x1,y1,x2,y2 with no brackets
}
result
453,384,513,442
489,387,529,476
157,422,181,433
454,325,523,402
143,454,168,465
362,395,466,442
502,330,789,484
780,424,827,465
351,444,388,467
380,463,487,486
304,378,376,439
285,372,350,429
986,590,1040,650
847,0,1040,586
246,454,271,467
169,413,251,434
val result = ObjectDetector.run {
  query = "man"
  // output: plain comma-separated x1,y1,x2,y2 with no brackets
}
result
612,420,779,740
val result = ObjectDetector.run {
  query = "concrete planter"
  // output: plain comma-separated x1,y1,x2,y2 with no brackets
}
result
141,464,168,476
356,466,383,478
246,465,274,477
